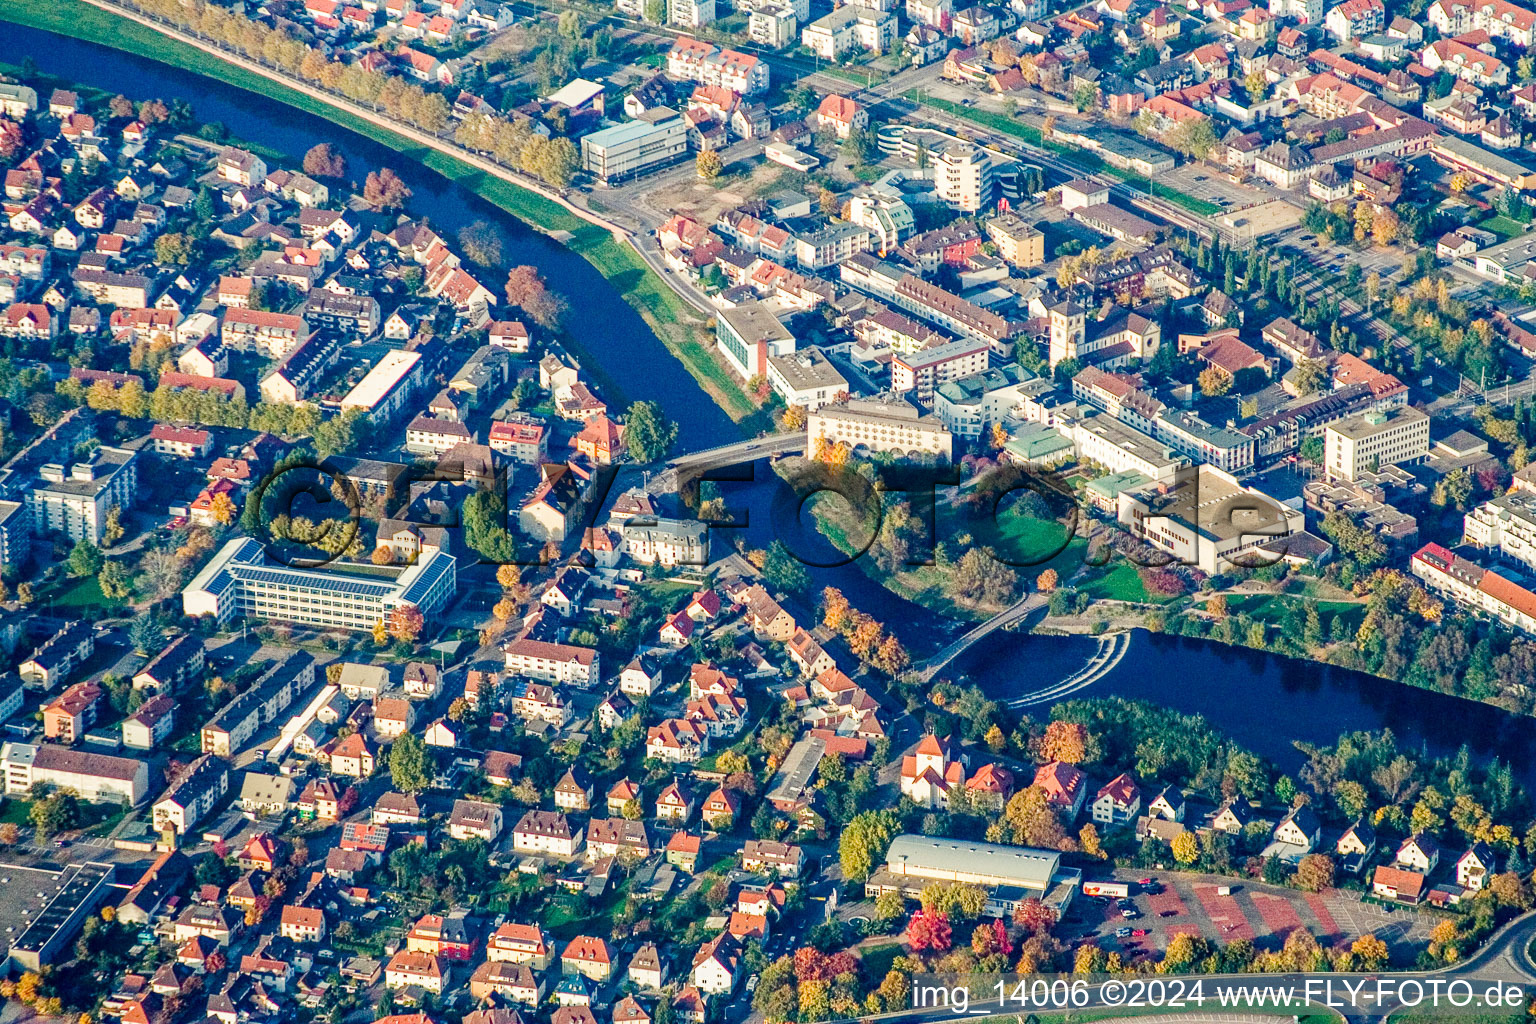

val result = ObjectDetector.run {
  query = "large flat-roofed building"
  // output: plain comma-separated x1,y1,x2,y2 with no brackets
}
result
27,445,138,545
340,349,424,423
1117,464,1303,574
866,834,1080,916
1432,135,1536,190
1323,406,1430,481
1,742,149,804
767,348,847,411
808,394,954,461
891,338,990,400
1466,492,1536,571
182,537,456,632
1063,411,1184,482
7,861,115,971
580,110,689,184
934,363,1036,438
716,301,795,382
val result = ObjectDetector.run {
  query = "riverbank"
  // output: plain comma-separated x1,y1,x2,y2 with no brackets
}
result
0,0,769,430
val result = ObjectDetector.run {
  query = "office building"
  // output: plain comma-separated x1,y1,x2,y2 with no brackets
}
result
716,302,795,382
932,141,995,212
580,110,689,184
767,348,848,411
1323,406,1430,481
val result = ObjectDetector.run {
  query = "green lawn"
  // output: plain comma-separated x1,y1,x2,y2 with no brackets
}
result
0,0,762,428
906,93,1221,217
1078,563,1152,603
1222,593,1365,631
1479,214,1528,240
857,942,902,979
44,574,116,611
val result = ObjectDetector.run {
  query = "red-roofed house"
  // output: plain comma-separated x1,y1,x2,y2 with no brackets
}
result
815,94,868,139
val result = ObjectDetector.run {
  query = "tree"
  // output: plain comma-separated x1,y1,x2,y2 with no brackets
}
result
98,561,132,601
362,168,412,211
457,221,506,269
209,492,237,527
999,787,1069,849
1036,568,1059,593
696,150,723,179
103,505,125,545
1351,934,1389,969
1290,356,1327,396
762,540,810,595
389,605,424,643
1040,721,1088,764
1166,116,1217,160
503,265,568,330
840,810,900,881
30,789,81,838
1171,830,1199,864
303,143,347,178
154,232,194,265
1079,823,1104,858
1294,853,1334,892
625,400,678,462
1197,366,1232,397
0,119,21,162
66,539,104,578
1012,898,1057,935
389,733,432,792
905,908,952,952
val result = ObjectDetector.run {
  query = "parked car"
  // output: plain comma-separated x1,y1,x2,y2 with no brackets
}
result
1115,927,1133,938
1121,909,1138,919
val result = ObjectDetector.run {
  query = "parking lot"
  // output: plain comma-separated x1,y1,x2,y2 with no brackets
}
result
1155,165,1271,211
1060,870,1437,962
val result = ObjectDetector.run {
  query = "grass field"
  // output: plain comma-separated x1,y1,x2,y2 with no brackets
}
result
907,93,1221,217
1222,592,1365,631
1479,214,1528,240
45,574,116,611
0,0,763,426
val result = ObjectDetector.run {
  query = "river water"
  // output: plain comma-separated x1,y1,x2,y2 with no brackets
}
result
12,22,1536,779
2,24,739,447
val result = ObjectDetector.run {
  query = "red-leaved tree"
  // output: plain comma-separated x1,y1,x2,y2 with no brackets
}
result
906,908,953,953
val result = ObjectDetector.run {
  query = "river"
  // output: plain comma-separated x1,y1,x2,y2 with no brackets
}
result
2,23,740,448
12,23,1536,782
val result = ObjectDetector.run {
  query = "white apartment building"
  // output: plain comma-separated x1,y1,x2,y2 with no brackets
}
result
1428,0,1535,46
1,742,149,805
932,141,995,212
801,5,897,57
182,538,456,631
340,349,425,424
1323,406,1430,481
1064,412,1185,482
504,638,599,686
27,445,138,545
808,394,954,460
1270,0,1322,20
669,0,717,28
665,38,771,94
749,4,798,46
1117,465,1303,574
891,338,990,401
1465,492,1536,571
620,518,709,567
1414,542,1536,635
933,364,1035,438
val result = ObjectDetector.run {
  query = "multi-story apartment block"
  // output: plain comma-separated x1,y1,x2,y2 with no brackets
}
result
620,517,708,567
934,364,1035,438
1413,542,1536,635
152,754,229,835
801,5,897,57
504,638,599,687
183,538,456,632
222,309,308,358
669,0,717,28
932,141,995,212
1428,0,1535,45
199,652,315,757
749,4,799,46
27,445,137,545
767,348,848,411
665,38,770,94
891,338,990,400
891,276,1014,352
1465,492,1536,571
1323,406,1430,481
340,348,426,423
1,742,149,804
19,622,95,689
985,213,1045,267
259,331,342,405
1324,0,1384,37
